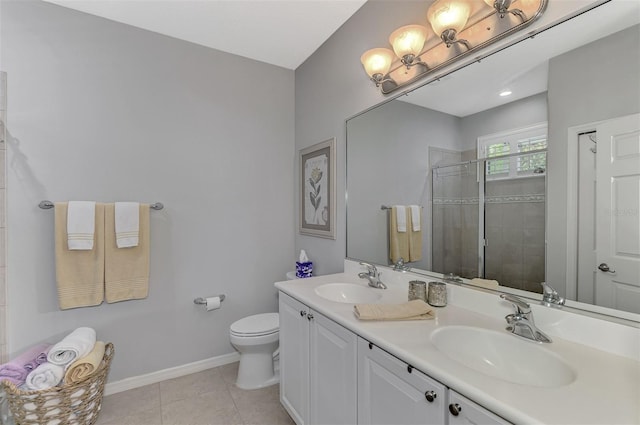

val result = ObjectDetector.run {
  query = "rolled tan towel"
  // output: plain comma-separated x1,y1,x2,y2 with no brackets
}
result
470,278,500,290
63,341,105,384
354,300,435,321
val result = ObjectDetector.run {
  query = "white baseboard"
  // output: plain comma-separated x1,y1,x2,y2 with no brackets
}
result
104,352,240,396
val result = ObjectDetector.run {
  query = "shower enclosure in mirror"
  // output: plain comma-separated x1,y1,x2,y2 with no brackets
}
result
431,146,546,293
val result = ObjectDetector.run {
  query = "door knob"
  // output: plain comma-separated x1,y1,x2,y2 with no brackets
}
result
424,390,437,402
598,263,616,273
307,313,314,321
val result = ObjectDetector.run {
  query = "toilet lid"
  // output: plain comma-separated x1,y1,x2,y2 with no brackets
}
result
230,313,279,336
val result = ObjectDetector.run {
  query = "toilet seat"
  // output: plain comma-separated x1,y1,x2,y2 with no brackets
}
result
230,313,279,337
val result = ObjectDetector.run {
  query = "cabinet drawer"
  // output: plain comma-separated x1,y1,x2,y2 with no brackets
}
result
358,338,446,425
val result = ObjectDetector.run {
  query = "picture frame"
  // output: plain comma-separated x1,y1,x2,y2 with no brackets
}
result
299,138,336,239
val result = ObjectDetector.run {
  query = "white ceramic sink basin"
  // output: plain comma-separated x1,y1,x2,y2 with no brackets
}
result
431,326,576,388
315,283,382,304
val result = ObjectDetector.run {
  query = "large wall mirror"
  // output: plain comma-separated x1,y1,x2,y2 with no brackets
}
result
346,0,640,321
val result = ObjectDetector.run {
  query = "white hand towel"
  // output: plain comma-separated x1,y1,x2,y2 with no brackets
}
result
47,327,96,367
410,205,421,231
23,363,64,390
67,201,96,250
395,205,407,232
115,202,140,248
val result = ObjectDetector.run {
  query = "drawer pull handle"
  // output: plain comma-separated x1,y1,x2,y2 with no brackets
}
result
307,313,314,321
300,310,307,317
449,403,462,416
425,391,437,402
407,365,413,373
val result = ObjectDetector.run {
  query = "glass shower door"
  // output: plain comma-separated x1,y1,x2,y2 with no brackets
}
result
431,162,480,279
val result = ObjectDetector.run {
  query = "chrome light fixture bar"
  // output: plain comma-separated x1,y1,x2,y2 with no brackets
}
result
361,0,547,94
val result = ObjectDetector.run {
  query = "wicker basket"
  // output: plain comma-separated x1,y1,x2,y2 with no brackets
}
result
1,343,114,425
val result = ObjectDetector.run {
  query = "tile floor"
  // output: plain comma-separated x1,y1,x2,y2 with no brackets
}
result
96,362,295,425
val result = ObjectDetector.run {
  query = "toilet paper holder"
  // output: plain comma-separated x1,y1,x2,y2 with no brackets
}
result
194,294,226,305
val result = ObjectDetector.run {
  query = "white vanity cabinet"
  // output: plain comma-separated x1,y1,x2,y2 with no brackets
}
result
448,391,511,425
279,292,358,425
357,338,447,424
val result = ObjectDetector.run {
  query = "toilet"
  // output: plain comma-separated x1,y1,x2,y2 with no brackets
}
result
229,312,279,390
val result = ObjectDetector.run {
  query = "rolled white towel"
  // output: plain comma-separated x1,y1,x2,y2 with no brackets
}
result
24,363,64,390
47,327,96,367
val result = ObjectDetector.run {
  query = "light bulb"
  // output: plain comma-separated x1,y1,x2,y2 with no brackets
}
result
427,0,471,37
360,48,395,80
389,25,428,61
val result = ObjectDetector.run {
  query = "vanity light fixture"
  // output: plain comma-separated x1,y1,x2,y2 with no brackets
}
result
361,0,547,94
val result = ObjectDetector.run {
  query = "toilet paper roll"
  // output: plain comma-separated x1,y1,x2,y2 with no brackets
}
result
205,296,221,311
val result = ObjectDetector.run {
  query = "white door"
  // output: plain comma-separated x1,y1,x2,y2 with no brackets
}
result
595,113,640,313
309,310,357,425
279,293,310,425
577,132,597,304
357,338,446,425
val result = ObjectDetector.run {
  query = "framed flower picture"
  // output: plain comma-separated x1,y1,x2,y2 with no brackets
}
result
300,138,336,239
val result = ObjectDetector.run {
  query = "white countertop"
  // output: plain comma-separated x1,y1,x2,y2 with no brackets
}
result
275,268,640,425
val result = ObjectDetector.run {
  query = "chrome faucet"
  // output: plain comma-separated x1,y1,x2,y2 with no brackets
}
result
358,262,387,289
442,273,463,283
500,294,551,343
540,282,565,307
392,257,411,272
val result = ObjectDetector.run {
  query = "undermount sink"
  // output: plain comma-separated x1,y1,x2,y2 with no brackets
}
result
431,326,576,388
315,283,382,304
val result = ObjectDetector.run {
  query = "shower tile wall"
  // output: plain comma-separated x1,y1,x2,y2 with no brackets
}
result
484,176,545,292
0,72,6,362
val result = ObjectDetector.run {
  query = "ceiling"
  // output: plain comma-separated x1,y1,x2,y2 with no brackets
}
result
42,0,367,70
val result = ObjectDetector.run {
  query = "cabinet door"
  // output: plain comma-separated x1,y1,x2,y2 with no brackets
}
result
279,292,310,425
448,390,512,425
358,338,447,425
309,310,357,425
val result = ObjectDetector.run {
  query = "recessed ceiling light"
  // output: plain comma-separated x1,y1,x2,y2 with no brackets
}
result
499,90,512,97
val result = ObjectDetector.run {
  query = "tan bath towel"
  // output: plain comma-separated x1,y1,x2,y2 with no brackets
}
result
389,206,409,264
54,202,105,310
470,278,500,290
63,341,105,384
408,205,422,262
105,203,150,303
354,299,435,321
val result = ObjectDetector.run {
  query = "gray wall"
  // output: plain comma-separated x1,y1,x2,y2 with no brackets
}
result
546,24,640,294
294,0,602,276
2,1,294,381
0,72,6,363
346,100,461,271
460,92,548,151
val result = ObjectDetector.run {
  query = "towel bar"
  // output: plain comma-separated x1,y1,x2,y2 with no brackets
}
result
39,200,164,210
194,295,226,305
381,205,423,210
